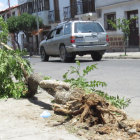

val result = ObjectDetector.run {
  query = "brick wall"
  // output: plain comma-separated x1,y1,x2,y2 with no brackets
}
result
107,35,124,52
107,34,140,52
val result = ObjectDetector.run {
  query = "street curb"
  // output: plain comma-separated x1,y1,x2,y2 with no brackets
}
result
103,56,140,59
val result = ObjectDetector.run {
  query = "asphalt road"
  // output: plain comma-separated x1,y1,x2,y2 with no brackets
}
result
30,56,140,120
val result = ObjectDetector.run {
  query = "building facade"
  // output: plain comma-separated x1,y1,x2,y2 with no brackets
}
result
18,0,50,26
0,5,20,49
48,0,96,28
1,0,139,52
96,0,140,51
0,5,19,20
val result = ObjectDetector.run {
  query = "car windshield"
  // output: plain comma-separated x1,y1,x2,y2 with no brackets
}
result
75,22,104,33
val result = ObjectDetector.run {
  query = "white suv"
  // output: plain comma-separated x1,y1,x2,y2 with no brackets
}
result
40,20,109,62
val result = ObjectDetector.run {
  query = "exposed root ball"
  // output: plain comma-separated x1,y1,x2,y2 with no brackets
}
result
53,92,127,126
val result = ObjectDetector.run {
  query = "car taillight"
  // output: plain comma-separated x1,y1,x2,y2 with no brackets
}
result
70,36,75,43
106,35,109,42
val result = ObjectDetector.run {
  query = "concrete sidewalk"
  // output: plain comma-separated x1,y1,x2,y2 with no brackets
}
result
0,91,84,140
103,52,140,59
80,52,140,59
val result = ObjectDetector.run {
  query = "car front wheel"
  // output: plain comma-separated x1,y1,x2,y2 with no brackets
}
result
40,47,49,61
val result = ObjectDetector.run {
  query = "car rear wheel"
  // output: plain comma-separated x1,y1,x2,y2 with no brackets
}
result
91,52,102,61
59,45,75,62
69,56,75,62
40,47,49,61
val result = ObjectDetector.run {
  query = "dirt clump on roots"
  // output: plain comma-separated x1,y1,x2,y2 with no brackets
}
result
53,88,126,125
47,87,140,140
37,80,140,140
21,73,140,140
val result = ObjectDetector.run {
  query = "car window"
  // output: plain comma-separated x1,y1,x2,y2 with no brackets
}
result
64,23,71,35
74,22,104,33
47,30,56,39
56,27,63,37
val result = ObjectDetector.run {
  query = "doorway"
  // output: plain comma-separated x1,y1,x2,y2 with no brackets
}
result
127,10,139,48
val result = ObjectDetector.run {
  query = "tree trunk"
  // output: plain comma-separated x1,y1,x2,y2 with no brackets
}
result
25,32,33,56
15,33,21,50
26,73,43,97
11,33,17,50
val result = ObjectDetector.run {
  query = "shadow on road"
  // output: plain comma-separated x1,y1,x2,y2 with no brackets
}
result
47,59,107,63
28,97,52,110
47,58,106,63
30,57,107,64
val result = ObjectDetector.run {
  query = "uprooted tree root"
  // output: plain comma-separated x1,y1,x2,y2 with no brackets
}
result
53,90,127,126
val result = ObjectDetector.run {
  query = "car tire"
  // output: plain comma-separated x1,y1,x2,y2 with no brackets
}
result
60,45,75,62
91,52,102,61
40,47,49,61
59,45,68,62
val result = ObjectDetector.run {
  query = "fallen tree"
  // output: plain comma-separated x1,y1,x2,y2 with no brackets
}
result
1,42,128,125
40,80,127,125
1,17,140,139
1,43,140,139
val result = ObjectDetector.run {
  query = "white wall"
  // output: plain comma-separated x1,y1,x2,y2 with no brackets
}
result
49,0,70,22
18,0,32,5
49,0,54,11
32,11,49,25
97,1,140,35
18,31,26,50
11,8,19,16
96,0,132,8
58,0,70,22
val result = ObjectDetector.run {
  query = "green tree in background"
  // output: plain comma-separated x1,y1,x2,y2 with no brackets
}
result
108,17,137,55
0,17,9,43
7,13,43,52
0,17,32,99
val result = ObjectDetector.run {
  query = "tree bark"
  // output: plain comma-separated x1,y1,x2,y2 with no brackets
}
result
11,33,17,50
15,33,21,50
26,73,43,97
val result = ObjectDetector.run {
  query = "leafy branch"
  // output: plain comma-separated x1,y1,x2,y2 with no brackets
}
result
0,18,32,99
63,61,131,109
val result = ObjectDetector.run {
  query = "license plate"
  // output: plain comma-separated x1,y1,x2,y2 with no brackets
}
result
75,38,83,42
85,36,98,42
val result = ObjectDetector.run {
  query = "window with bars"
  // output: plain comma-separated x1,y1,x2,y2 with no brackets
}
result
19,0,50,14
32,0,50,12
104,13,116,31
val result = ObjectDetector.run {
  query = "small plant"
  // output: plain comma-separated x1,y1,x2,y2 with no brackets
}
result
63,61,131,109
43,76,51,80
63,61,107,92
108,17,137,55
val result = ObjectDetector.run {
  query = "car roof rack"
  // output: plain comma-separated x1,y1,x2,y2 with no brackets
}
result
57,20,70,26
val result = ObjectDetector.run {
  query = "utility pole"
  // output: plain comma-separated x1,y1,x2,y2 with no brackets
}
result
36,3,39,32
35,0,40,54
8,0,10,8
8,0,11,16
